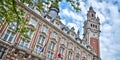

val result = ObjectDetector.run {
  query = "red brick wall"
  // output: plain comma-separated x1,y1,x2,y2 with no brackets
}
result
90,37,99,56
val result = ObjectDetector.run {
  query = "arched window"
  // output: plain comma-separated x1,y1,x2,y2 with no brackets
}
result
92,14,94,17
91,24,92,27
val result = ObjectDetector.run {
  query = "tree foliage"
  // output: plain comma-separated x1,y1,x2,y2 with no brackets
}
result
0,0,80,39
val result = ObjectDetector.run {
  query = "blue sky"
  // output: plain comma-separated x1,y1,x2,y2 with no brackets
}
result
59,0,120,60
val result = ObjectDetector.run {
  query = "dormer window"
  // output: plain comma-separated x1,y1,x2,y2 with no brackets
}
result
71,33,75,38
55,22,60,27
48,8,59,20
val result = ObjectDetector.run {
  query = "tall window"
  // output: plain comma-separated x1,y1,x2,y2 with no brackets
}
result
49,42,55,51
37,35,45,45
2,22,17,43
19,39,30,49
46,51,54,59
68,51,72,60
41,25,48,34
51,32,58,40
59,47,64,55
0,46,6,59
2,30,15,43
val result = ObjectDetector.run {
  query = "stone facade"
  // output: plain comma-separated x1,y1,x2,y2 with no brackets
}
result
0,2,100,60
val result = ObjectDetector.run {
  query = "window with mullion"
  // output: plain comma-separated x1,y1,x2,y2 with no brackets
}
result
46,51,54,59
59,47,64,55
37,35,45,45
2,30,15,43
49,42,55,51
19,39,30,49
34,45,42,54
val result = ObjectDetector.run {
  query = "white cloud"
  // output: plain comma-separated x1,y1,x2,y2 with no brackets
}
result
61,8,84,22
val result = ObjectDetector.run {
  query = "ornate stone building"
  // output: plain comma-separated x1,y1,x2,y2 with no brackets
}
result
0,1,100,60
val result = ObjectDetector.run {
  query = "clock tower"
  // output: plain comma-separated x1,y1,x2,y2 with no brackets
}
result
83,6,100,57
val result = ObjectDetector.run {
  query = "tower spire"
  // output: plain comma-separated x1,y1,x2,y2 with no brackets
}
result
89,6,93,10
83,6,100,57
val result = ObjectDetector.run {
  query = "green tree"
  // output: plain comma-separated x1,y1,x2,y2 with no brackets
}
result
0,0,80,39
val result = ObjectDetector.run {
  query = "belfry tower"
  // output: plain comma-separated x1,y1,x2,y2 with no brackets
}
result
83,6,101,57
